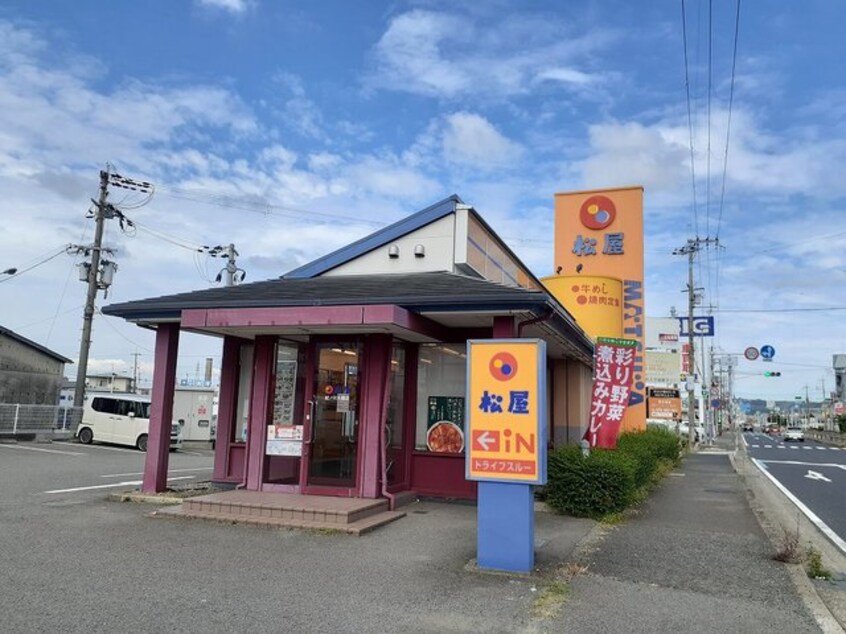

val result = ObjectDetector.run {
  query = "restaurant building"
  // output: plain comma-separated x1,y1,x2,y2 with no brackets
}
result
103,195,594,502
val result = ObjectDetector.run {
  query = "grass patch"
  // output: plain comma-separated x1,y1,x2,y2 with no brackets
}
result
806,546,833,580
599,511,627,526
531,580,570,619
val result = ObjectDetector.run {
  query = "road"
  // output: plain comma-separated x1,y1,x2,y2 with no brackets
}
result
744,431,846,553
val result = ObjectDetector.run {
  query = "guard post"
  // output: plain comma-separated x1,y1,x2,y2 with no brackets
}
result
466,339,547,573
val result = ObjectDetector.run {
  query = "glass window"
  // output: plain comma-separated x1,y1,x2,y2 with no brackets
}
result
234,344,254,443
387,344,406,449
92,397,116,414
416,344,467,454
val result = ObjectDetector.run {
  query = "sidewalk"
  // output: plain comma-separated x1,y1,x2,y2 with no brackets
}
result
541,438,825,633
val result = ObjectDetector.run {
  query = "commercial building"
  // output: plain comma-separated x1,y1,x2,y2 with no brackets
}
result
104,196,595,500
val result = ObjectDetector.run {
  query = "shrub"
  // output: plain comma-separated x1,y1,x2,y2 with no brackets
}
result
545,429,681,518
546,445,637,518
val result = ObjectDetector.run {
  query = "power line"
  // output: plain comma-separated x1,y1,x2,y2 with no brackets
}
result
681,0,700,238
714,306,846,314
157,186,388,228
0,246,69,283
715,0,742,241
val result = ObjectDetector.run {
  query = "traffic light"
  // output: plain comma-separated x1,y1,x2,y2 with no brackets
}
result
763,371,781,377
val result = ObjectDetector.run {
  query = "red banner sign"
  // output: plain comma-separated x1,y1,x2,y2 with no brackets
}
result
584,337,638,448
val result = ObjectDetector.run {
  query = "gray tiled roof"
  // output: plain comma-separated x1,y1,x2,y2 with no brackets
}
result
104,271,546,319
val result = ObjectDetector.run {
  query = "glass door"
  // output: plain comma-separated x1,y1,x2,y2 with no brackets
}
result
304,341,361,490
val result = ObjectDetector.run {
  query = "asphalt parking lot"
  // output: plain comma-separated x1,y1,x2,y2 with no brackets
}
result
0,439,593,634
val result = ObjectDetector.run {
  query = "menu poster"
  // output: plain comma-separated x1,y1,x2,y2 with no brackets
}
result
272,360,297,426
426,396,465,453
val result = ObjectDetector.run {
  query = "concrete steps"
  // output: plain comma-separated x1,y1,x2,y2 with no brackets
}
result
154,490,405,535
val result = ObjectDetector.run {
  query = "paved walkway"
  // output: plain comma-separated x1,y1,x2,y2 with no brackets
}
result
542,443,822,633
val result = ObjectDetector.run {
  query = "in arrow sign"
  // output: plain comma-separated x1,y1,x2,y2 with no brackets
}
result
472,430,500,452
805,470,832,483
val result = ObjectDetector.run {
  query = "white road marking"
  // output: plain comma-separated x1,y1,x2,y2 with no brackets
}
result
0,444,84,456
790,446,799,450
816,447,827,450
757,459,846,469
100,467,210,478
764,445,773,448
777,445,786,449
751,458,846,555
751,444,760,448
44,475,195,494
803,446,812,450
805,470,832,483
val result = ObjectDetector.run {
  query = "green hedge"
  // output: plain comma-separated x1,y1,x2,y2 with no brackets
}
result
545,429,681,519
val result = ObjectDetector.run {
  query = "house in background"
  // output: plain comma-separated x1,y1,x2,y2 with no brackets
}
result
0,325,71,406
104,195,595,503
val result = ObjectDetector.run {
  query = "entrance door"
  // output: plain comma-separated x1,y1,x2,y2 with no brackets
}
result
304,341,361,492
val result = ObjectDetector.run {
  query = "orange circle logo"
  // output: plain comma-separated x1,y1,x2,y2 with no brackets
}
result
579,195,616,230
489,352,518,381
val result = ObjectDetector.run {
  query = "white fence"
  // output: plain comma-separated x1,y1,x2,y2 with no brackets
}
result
0,404,82,435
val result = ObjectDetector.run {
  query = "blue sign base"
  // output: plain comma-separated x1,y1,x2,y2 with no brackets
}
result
477,481,534,573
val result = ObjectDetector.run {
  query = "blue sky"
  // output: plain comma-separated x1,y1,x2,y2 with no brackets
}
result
0,0,844,402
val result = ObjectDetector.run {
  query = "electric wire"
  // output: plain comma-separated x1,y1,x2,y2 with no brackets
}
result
46,218,92,345
715,0,742,242
157,186,387,228
681,0,700,238
0,247,70,283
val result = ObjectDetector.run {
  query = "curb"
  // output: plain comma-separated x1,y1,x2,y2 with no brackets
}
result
110,490,184,505
730,445,846,633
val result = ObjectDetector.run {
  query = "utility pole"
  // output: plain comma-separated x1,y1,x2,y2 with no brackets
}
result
72,169,110,410
209,243,245,286
674,237,720,449
71,168,153,410
131,351,141,393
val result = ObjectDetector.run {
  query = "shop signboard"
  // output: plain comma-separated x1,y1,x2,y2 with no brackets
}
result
265,424,303,457
551,186,646,432
647,387,682,420
645,349,681,385
466,339,546,485
584,337,638,448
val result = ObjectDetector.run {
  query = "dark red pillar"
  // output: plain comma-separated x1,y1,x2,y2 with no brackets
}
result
492,315,516,338
358,334,392,498
213,336,241,482
142,323,180,493
245,335,276,491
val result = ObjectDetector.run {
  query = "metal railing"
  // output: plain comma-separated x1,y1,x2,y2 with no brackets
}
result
0,404,82,435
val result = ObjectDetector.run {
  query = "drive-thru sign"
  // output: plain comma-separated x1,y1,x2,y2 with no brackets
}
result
466,339,547,484
467,339,547,574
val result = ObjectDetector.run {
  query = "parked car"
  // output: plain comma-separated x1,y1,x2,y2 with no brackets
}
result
784,427,805,442
742,422,754,432
76,393,183,452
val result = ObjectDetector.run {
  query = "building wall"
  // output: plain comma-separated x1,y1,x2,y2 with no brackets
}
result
0,335,65,405
326,215,457,276
566,360,592,442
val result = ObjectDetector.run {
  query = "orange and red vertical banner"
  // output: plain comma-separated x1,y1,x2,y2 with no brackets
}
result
584,337,638,448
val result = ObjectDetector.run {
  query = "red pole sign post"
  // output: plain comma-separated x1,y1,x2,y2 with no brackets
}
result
584,337,638,449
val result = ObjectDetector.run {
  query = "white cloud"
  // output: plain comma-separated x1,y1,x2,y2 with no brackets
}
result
370,9,607,99
535,67,596,86
196,0,251,14
441,112,523,168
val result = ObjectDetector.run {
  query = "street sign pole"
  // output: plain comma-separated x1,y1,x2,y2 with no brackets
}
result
467,339,547,574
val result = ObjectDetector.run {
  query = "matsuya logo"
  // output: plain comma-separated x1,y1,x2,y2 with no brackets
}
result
489,352,518,381
579,195,617,230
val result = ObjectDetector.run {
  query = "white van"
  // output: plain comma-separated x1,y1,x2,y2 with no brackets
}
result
76,393,183,452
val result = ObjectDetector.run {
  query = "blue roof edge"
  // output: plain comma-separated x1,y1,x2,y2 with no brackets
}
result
283,194,464,279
